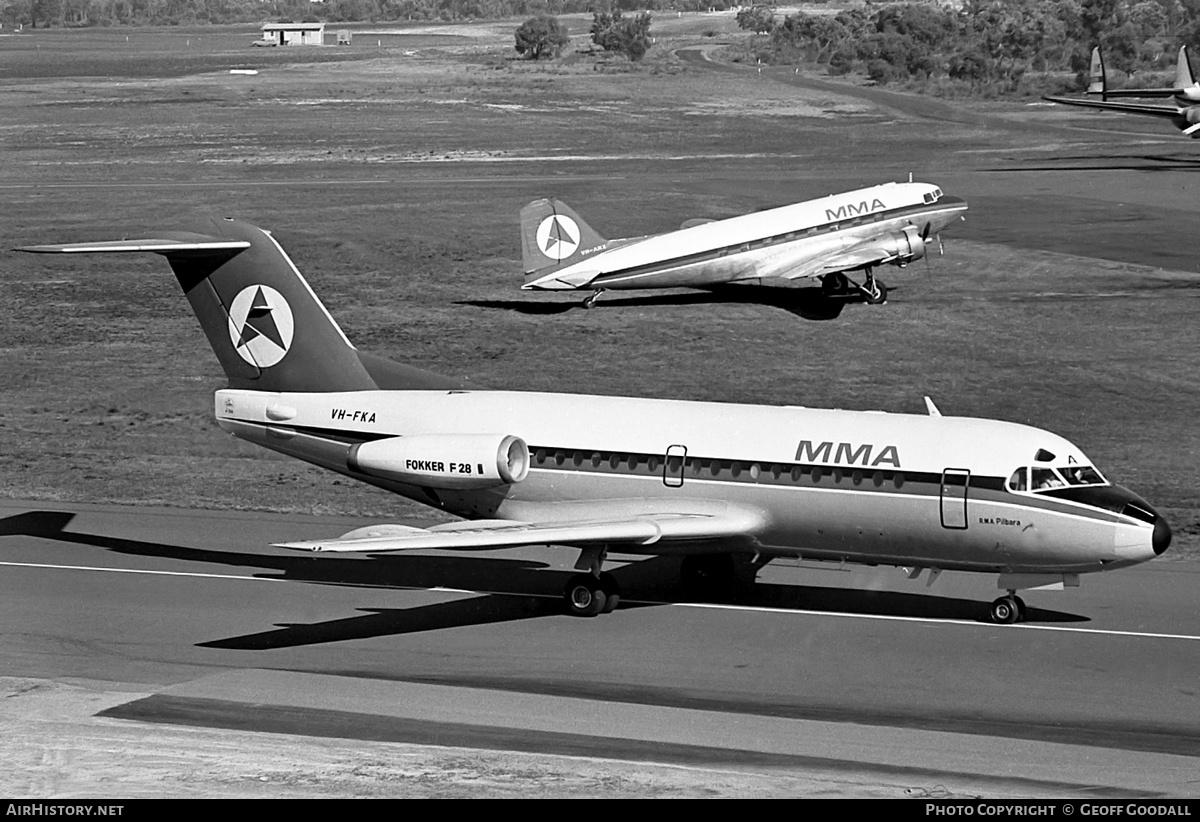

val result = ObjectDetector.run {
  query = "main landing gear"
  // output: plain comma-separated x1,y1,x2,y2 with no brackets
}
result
820,270,888,305
581,288,606,309
563,572,621,617
990,592,1027,625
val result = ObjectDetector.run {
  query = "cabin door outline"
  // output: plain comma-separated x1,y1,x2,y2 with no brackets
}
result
940,468,970,530
664,444,687,487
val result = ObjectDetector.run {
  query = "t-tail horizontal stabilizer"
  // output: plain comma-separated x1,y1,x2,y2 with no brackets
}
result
17,220,379,394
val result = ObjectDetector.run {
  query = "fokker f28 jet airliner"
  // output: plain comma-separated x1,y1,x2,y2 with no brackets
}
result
520,181,967,308
19,219,1169,624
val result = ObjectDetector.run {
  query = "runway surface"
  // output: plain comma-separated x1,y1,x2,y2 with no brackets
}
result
1,500,1197,796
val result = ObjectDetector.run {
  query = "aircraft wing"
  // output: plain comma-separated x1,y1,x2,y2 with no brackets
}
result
1041,96,1183,117
762,236,924,281
275,508,765,554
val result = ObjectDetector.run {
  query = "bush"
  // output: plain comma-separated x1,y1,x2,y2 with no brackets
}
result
591,10,652,62
515,15,571,60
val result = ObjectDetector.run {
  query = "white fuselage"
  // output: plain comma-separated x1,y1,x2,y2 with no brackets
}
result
215,387,1162,577
524,182,967,291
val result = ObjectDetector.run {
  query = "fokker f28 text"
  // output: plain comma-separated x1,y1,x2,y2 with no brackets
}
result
19,219,1169,624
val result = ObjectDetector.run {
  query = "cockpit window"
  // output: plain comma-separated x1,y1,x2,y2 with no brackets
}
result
1032,468,1066,491
1062,465,1104,486
1008,464,1107,494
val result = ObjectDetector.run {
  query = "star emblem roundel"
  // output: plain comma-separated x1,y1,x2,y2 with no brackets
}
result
536,214,580,261
226,284,295,368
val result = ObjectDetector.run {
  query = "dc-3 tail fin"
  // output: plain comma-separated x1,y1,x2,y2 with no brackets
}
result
18,218,378,393
1177,44,1196,89
519,198,608,281
1088,46,1107,98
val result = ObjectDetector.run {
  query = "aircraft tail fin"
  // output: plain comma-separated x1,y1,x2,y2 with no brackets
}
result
1177,45,1196,89
519,198,609,280
18,219,379,393
1087,46,1107,98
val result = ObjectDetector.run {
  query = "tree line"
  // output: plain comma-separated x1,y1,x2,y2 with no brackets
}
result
737,0,1200,94
0,0,723,28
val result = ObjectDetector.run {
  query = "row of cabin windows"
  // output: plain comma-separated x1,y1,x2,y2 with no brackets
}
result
531,448,907,489
660,211,893,270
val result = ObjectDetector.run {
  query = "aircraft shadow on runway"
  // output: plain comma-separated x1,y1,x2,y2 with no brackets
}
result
3,510,1090,647
461,284,853,321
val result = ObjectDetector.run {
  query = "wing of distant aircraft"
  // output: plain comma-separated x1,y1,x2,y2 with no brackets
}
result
1042,95,1183,117
1043,45,1200,136
1081,45,1200,99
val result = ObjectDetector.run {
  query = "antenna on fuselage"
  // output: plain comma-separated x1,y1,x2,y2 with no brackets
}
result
924,396,942,417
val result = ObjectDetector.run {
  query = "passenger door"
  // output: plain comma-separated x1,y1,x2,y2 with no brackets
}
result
940,468,970,529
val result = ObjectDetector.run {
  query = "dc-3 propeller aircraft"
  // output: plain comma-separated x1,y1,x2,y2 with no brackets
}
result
520,180,967,309
18,219,1170,624
1044,45,1200,137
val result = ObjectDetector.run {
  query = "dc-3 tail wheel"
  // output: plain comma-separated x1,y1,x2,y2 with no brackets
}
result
563,572,621,617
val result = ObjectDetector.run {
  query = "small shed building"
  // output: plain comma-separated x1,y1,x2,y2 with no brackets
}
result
261,22,326,46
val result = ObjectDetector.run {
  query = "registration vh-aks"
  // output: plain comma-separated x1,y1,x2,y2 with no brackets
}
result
520,180,967,309
18,218,1169,624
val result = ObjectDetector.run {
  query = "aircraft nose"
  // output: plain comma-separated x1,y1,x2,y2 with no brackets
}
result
1153,514,1172,556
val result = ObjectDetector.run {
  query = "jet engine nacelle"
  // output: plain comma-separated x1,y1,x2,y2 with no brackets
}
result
348,434,530,489
882,225,928,266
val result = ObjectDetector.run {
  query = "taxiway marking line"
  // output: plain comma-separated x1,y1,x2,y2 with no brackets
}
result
4,559,1197,642
681,603,1200,641
0,559,288,583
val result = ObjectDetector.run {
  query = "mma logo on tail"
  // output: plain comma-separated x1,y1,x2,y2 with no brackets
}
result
227,284,294,368
537,214,580,261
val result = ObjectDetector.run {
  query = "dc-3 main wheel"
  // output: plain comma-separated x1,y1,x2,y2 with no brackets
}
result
564,573,610,617
865,282,888,305
990,595,1021,625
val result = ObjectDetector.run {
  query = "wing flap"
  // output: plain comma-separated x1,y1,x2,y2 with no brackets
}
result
275,509,764,554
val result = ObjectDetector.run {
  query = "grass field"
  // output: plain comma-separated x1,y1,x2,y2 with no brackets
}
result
1,18,1197,559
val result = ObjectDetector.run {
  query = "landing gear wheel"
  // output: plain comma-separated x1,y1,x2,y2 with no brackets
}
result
1013,595,1027,621
582,289,605,310
990,596,1020,625
864,282,888,305
564,574,607,617
599,572,621,614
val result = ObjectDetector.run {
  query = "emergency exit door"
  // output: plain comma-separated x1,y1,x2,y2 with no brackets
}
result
940,468,970,529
